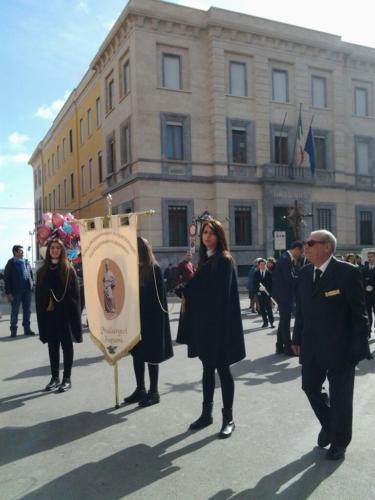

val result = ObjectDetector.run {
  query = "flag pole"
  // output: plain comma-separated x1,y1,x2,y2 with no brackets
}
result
106,193,121,409
291,103,302,168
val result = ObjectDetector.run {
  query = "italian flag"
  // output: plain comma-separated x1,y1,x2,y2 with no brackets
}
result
295,109,305,166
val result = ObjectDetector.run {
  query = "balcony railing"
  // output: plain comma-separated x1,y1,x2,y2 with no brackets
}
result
263,164,336,184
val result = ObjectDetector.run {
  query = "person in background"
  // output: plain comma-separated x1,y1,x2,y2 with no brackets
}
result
177,219,246,438
355,254,363,269
163,263,174,293
345,253,357,266
4,245,35,337
247,259,259,313
253,259,274,328
124,237,173,407
272,241,303,355
292,230,371,461
176,251,195,286
362,250,375,338
36,238,82,392
266,257,276,273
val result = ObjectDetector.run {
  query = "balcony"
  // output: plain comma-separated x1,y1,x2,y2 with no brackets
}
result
262,164,336,185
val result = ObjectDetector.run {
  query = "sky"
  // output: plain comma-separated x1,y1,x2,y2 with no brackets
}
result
0,0,374,268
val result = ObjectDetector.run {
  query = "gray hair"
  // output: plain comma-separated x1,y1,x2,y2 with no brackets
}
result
311,230,337,253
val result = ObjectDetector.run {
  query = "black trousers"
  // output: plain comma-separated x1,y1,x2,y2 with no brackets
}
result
301,358,355,448
131,353,159,393
366,302,375,332
276,303,292,350
202,363,234,409
48,336,74,379
258,294,274,325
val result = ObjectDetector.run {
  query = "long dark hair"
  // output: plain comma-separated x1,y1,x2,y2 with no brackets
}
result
198,219,232,270
38,238,69,283
137,237,156,286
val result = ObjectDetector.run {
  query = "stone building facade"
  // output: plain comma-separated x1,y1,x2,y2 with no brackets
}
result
30,0,375,274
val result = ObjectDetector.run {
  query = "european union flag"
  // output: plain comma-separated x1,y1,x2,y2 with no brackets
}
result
304,126,316,175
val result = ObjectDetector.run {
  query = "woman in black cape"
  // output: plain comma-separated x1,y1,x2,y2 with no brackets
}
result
36,238,82,392
124,237,173,407
177,219,246,437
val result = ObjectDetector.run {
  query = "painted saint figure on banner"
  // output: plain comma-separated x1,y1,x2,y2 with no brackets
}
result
103,260,116,313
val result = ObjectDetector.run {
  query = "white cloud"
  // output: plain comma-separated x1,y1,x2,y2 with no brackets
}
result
76,1,89,13
0,153,30,167
34,90,71,120
0,182,5,193
8,132,30,148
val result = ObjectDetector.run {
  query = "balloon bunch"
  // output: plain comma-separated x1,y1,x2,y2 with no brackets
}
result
37,212,80,262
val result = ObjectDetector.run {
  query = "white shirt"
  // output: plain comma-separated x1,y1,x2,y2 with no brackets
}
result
314,255,333,280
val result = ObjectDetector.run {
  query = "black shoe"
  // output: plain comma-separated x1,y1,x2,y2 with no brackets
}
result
58,378,72,392
326,445,346,460
124,388,147,404
10,333,17,338
45,377,60,391
219,408,235,438
284,348,298,356
270,324,275,328
318,427,330,448
262,323,269,328
138,391,160,407
189,402,213,430
24,330,36,336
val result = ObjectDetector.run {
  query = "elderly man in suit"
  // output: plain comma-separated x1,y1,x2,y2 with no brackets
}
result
272,241,304,355
292,230,371,460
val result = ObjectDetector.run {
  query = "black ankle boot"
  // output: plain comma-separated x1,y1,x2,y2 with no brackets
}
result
219,408,235,438
189,402,213,430
58,378,72,392
124,388,147,404
45,377,60,391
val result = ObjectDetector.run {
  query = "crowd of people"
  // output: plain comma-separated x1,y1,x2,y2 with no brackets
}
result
1,225,374,458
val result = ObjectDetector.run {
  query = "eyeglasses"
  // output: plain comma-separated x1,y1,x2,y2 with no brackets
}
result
304,240,325,247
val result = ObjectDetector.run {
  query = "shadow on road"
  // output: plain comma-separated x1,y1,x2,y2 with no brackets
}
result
232,355,300,386
22,430,216,499
0,389,51,414
208,448,342,499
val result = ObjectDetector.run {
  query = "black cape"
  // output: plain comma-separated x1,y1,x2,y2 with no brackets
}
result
36,265,82,344
131,264,173,364
177,254,246,367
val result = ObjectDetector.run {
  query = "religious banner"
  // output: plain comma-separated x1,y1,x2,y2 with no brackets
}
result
79,214,140,365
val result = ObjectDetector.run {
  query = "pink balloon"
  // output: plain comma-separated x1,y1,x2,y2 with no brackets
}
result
56,227,67,241
42,212,52,223
52,212,65,227
65,212,75,222
71,223,80,237
36,224,51,246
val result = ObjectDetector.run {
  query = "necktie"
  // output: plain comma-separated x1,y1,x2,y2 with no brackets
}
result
313,268,322,290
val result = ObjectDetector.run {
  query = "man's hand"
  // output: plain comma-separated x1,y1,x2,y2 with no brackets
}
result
7,293,14,302
291,344,300,355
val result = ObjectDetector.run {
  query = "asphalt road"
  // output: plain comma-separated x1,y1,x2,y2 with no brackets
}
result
1,295,375,500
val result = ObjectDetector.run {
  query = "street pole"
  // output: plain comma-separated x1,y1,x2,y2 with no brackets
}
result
29,230,35,268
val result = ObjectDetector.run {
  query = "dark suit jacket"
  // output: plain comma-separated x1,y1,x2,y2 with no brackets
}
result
362,263,375,305
253,270,273,297
293,257,371,367
272,251,298,307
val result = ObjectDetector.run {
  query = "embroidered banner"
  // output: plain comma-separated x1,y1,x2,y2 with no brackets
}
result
79,214,140,365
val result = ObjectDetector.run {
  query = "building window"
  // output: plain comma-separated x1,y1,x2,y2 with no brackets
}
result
81,165,85,195
232,128,247,163
355,87,368,116
234,206,252,245
96,97,101,128
57,184,61,210
356,137,370,175
314,135,327,170
106,76,115,113
312,76,326,108
62,138,66,161
168,205,188,246
360,211,373,245
317,208,332,231
89,158,93,191
79,118,84,145
122,60,130,96
272,69,288,102
69,129,73,153
87,108,92,136
48,193,51,211
229,61,247,97
70,173,75,200
166,123,183,160
56,146,60,168
274,131,289,164
106,133,116,174
162,54,181,90
98,151,103,183
47,158,51,177
53,189,56,211
52,153,55,173
64,179,67,207
120,123,131,166
161,113,191,162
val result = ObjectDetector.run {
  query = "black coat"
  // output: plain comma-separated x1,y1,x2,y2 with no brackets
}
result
253,269,273,297
272,251,299,307
36,265,82,344
293,258,371,367
131,264,173,364
176,254,246,367
362,263,375,305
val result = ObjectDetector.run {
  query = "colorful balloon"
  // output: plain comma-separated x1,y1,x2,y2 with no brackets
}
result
52,212,65,227
36,224,51,246
63,221,73,234
71,223,79,237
